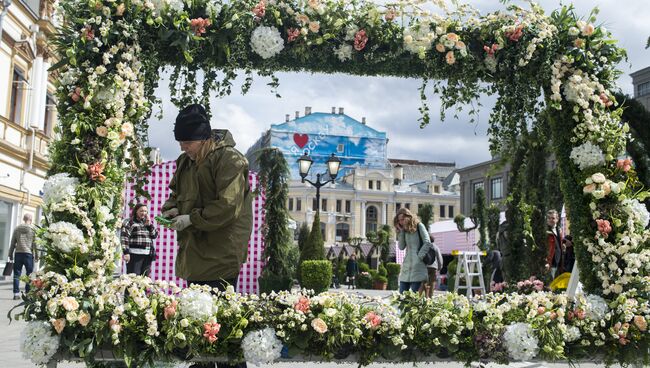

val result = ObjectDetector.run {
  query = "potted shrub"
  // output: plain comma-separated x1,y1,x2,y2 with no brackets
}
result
373,274,388,290
356,271,373,289
385,263,401,290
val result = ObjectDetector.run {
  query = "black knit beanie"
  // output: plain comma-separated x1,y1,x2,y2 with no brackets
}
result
174,104,211,141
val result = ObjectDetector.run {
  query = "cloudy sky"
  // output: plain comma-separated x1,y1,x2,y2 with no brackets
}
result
147,0,650,168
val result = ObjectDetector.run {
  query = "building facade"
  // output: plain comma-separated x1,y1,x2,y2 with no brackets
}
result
457,158,510,216
0,0,57,260
247,107,460,245
631,66,650,111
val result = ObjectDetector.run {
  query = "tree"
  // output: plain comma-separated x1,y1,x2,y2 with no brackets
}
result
417,203,434,228
256,148,294,291
301,212,325,262
615,93,650,191
365,224,392,266
297,222,310,252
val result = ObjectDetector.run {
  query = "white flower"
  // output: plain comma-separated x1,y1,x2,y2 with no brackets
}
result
570,142,605,170
178,290,217,320
503,322,539,361
42,174,78,205
241,327,283,366
591,173,606,184
206,1,222,18
333,44,352,62
21,321,60,365
250,26,285,59
45,222,88,254
564,326,581,342
622,198,650,229
585,294,609,321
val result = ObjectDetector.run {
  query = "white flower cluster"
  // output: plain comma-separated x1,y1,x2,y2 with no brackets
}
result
585,294,609,321
45,222,88,254
241,327,284,366
622,199,650,229
502,322,539,361
563,326,581,342
178,289,217,320
403,22,436,57
250,26,285,59
20,321,60,365
333,44,353,62
42,173,78,205
569,141,605,170
563,70,605,110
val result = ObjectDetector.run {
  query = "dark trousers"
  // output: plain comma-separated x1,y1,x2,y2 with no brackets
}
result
13,252,34,294
188,278,247,368
126,254,152,277
399,281,422,293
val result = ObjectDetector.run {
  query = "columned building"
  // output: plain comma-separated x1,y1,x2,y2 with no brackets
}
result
247,107,460,245
0,0,57,261
631,66,650,111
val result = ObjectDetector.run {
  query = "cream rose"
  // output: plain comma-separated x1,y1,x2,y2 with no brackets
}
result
61,297,80,312
52,318,66,334
445,51,456,65
591,173,606,184
308,21,320,33
311,318,328,334
96,126,108,137
78,312,91,327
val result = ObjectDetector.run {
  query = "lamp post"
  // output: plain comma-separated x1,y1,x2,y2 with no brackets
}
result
0,0,12,42
298,153,341,215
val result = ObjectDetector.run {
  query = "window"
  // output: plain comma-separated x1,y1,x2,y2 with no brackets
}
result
396,202,401,210
336,223,350,242
434,185,440,193
0,200,15,260
336,199,342,212
418,203,423,212
366,206,378,234
296,199,302,211
337,143,344,153
10,68,27,124
322,199,327,212
448,205,454,218
368,180,373,190
491,177,503,200
639,81,650,97
312,198,318,211
345,200,351,213
440,205,446,218
320,222,327,241
472,181,484,203
43,93,56,136
288,198,294,211
405,203,410,210
376,181,381,190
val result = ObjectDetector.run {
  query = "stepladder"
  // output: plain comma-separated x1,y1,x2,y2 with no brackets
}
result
453,251,486,297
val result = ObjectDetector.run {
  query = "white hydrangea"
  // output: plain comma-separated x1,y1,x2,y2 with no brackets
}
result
178,290,217,320
503,322,539,361
42,173,78,205
403,22,436,55
564,326,581,342
241,327,284,366
250,26,285,59
570,141,605,170
45,222,88,254
206,0,222,18
344,24,359,41
21,321,60,365
333,44,353,62
585,294,609,321
622,198,650,229
165,0,184,13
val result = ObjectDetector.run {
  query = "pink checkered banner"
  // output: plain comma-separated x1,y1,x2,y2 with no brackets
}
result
123,161,266,294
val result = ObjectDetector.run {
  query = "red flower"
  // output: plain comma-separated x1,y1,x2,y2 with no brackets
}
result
287,28,300,42
190,18,212,36
363,311,382,329
354,29,368,51
88,162,106,182
483,44,498,56
294,296,310,313
617,157,632,172
505,24,524,42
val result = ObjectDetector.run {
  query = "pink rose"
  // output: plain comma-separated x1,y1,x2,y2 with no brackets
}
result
505,24,524,42
617,158,632,172
436,43,446,53
308,21,320,33
364,311,382,329
354,30,368,51
203,321,221,343
483,44,498,56
52,318,66,334
574,308,586,320
445,51,456,65
537,306,546,315
384,8,397,21
252,0,265,18
287,28,300,42
596,219,612,237
164,300,178,320
294,296,311,314
634,315,647,331
581,23,595,36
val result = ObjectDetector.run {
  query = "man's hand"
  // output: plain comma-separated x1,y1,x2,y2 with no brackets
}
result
124,254,130,263
162,208,179,218
171,215,192,231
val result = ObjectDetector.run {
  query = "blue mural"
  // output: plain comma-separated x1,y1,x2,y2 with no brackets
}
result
268,112,389,180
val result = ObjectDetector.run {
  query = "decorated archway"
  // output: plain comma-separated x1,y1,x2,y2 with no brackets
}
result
20,0,649,366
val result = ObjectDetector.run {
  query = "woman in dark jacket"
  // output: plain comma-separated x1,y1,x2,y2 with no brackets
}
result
121,203,158,276
346,254,359,289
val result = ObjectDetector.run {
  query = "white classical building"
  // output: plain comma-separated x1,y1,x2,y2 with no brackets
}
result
0,0,57,261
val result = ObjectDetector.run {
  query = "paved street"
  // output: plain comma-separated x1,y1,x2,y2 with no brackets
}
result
0,282,609,367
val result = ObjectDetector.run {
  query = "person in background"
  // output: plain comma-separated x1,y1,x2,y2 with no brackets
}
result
121,203,158,276
545,209,563,279
162,104,252,368
423,234,443,297
394,208,431,293
562,235,575,273
9,214,37,300
346,253,359,289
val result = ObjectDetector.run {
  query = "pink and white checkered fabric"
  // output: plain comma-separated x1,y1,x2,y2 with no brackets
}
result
123,160,266,294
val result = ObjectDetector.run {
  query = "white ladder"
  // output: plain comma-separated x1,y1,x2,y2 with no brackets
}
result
454,251,486,297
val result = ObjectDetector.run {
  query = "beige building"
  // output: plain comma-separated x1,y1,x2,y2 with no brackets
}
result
0,0,57,260
631,66,650,111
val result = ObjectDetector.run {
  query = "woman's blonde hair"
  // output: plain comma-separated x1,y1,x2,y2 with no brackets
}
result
394,207,420,233
194,139,217,164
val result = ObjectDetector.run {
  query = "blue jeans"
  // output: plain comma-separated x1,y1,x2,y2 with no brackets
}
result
399,281,422,293
13,253,34,294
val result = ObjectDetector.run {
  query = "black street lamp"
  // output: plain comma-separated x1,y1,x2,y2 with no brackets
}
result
298,153,341,214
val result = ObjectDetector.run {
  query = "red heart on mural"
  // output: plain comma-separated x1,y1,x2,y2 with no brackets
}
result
293,133,309,148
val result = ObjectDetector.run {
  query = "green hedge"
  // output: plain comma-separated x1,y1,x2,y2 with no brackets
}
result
386,263,401,290
357,272,373,289
300,260,332,293
358,262,370,273
378,264,387,277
